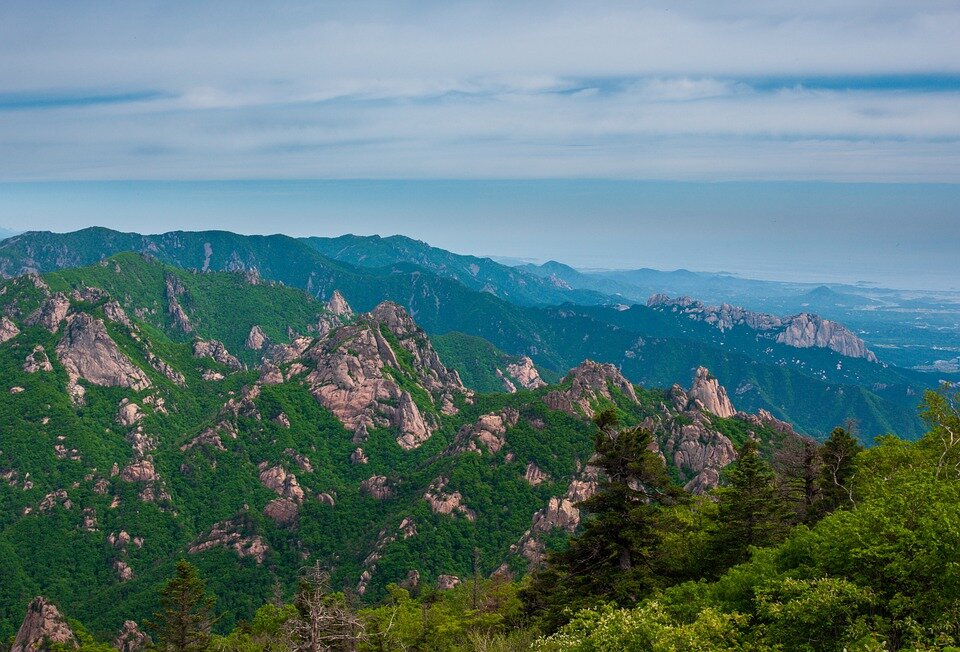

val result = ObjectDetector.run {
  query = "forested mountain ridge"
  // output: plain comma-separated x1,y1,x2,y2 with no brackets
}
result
0,254,802,642
0,228,941,440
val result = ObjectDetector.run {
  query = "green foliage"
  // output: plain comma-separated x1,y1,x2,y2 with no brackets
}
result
149,560,218,652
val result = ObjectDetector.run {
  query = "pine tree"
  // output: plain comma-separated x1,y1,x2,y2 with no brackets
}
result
711,439,791,569
522,408,685,629
149,559,218,652
816,426,863,516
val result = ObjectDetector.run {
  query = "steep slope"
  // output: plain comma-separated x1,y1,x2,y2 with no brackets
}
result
0,256,798,641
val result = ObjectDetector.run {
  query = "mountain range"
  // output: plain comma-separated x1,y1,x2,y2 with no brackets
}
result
1,227,949,440
0,252,800,638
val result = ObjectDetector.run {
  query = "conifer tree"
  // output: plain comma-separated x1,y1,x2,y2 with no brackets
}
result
149,559,217,652
711,439,791,569
816,426,863,516
523,408,685,629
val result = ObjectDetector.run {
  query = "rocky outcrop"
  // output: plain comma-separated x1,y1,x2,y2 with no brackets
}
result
450,409,520,454
164,274,193,333
688,367,736,418
189,518,269,564
102,301,132,328
424,477,476,521
524,462,549,486
777,313,877,361
437,575,461,590
55,313,151,403
360,475,392,500
193,339,242,370
647,294,877,362
264,498,299,526
116,399,145,427
504,357,546,390
0,316,20,342
305,302,467,449
350,448,369,465
325,290,353,317
121,460,157,484
23,346,52,373
259,465,305,503
26,294,70,332
11,597,77,652
510,473,598,566
246,325,267,350
543,360,637,417
114,621,150,652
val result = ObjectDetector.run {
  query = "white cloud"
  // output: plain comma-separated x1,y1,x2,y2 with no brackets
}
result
0,1,958,181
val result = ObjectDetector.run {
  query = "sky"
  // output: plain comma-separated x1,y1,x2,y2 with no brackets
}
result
0,1,958,289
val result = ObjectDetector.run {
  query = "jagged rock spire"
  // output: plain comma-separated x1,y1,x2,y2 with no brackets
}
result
688,366,736,418
12,597,77,652
325,290,353,317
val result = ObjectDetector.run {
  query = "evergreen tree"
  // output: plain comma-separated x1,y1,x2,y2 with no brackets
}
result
711,439,790,570
815,426,863,516
523,408,685,630
774,435,822,525
149,560,218,652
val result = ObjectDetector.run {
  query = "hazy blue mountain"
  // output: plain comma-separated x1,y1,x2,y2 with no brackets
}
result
303,234,611,306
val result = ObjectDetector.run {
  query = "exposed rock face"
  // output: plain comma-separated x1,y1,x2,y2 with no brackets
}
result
511,473,598,566
658,409,737,493
451,409,520,454
360,475,392,500
0,316,20,342
26,294,71,332
189,518,269,564
543,360,637,417
120,460,157,484
524,462,549,486
55,313,151,402
264,498,299,526
325,290,353,317
777,313,877,361
164,274,193,333
437,575,461,590
246,325,267,350
11,597,77,652
23,346,52,373
688,367,736,418
259,465,305,503
146,351,186,386
102,301,132,328
114,621,150,652
424,477,476,521
350,447,369,465
305,302,467,449
193,339,243,370
116,399,145,427
504,357,546,390
114,560,134,582
647,294,877,362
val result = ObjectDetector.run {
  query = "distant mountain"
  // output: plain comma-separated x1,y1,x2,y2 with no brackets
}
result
303,234,611,306
0,227,20,241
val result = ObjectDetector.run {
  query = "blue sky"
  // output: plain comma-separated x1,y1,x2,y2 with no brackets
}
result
0,1,958,289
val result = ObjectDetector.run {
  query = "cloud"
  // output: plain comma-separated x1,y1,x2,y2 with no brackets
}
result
0,1,958,181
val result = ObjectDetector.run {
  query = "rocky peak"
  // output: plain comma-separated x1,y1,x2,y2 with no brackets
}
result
193,338,243,370
55,313,151,403
304,302,467,449
114,621,149,652
325,290,353,317
12,597,77,652
245,325,268,350
26,294,71,333
688,367,736,418
498,356,546,393
777,313,878,362
164,273,193,333
543,360,637,417
648,294,877,362
0,315,21,342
